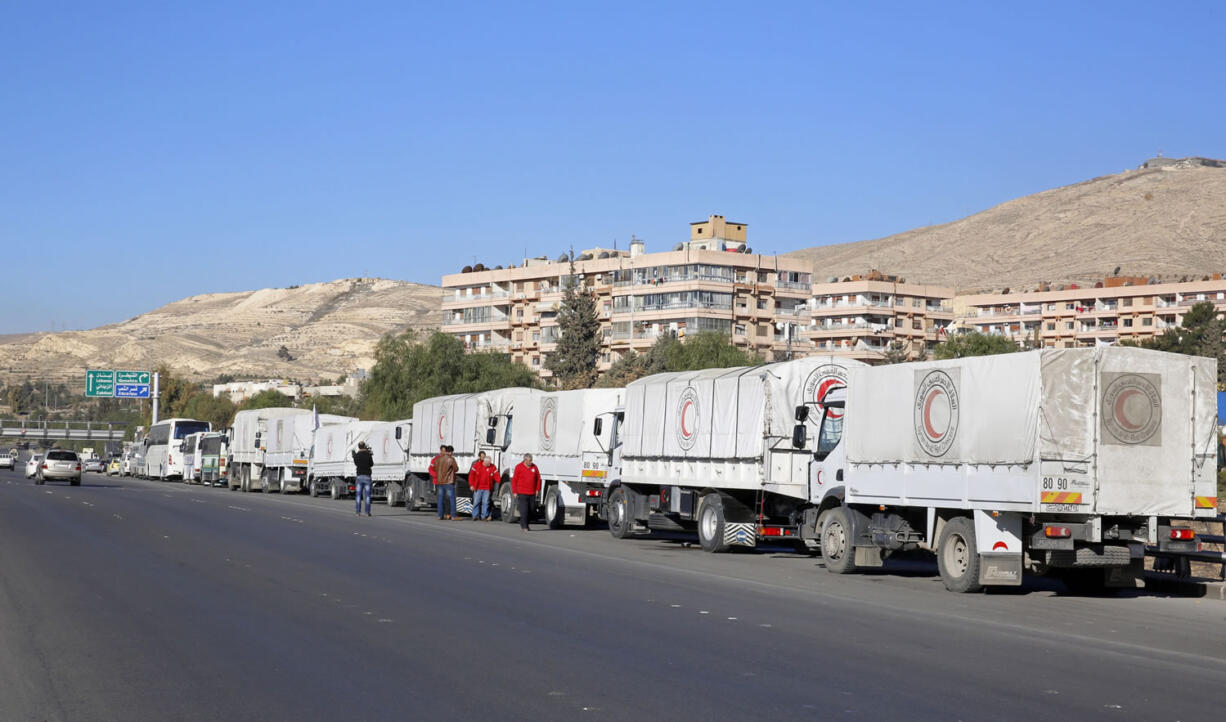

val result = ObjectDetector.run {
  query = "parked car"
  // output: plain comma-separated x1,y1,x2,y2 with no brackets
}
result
107,457,122,475
0,455,13,470
83,457,106,473
36,450,82,486
25,454,44,478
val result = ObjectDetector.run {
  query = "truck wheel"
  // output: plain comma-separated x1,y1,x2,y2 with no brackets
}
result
386,482,401,507
499,483,516,524
820,506,858,574
309,479,318,498
938,516,984,593
607,486,633,539
545,487,564,530
697,494,731,553
408,480,424,511
330,480,341,500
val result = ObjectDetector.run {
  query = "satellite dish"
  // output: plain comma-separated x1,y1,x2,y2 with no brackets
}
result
462,265,473,273
598,251,610,259
557,253,569,263
673,243,684,251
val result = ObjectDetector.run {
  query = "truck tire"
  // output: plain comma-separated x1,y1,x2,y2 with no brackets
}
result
697,494,731,553
937,516,984,593
607,486,633,539
330,480,341,500
278,476,286,494
499,482,516,524
309,479,319,498
820,506,858,574
386,481,402,507
545,487,564,530
408,479,424,511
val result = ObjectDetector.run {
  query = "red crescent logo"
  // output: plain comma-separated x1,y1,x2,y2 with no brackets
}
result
1113,389,1144,431
438,416,445,441
680,400,693,438
816,378,844,420
992,541,1008,551
542,409,552,440
923,388,944,440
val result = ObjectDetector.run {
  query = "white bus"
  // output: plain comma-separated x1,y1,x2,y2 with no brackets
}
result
142,418,211,480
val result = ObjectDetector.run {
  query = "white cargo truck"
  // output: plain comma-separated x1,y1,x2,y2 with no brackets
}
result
603,356,864,551
406,393,486,513
308,419,411,502
263,412,356,493
229,408,310,492
810,346,1217,592
484,388,624,528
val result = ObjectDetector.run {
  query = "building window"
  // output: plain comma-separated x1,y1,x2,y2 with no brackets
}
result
1065,303,1075,310
532,357,540,366
1065,322,1074,330
1123,319,1133,327
1046,323,1055,331
1142,317,1153,326
1122,298,1133,307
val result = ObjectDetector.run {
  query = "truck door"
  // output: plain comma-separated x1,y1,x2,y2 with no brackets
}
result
810,391,846,503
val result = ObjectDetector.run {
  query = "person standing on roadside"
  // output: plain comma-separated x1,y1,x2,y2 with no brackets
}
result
433,445,459,520
468,451,494,521
511,453,541,531
481,453,499,522
352,441,374,517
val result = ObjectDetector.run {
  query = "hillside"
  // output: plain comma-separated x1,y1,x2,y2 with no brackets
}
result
0,278,442,385
785,157,1226,292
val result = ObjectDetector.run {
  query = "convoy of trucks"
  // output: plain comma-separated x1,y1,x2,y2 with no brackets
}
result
121,345,1218,594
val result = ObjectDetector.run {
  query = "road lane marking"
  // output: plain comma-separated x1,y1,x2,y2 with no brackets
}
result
227,505,250,512
81,501,93,507
113,514,123,520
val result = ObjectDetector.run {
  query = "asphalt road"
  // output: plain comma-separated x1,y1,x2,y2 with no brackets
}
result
1,467,1224,721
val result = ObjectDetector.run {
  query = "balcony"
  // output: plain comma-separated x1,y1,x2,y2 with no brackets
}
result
774,280,811,292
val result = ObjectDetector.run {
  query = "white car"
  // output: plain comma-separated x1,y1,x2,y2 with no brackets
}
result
25,454,44,478
0,455,14,470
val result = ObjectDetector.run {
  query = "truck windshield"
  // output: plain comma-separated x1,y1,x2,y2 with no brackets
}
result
503,417,513,448
816,415,843,460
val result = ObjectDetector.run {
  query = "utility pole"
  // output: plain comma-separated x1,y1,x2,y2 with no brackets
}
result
152,372,160,425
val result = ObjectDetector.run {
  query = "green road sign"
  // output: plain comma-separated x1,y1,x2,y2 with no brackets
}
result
116,370,150,385
86,370,116,397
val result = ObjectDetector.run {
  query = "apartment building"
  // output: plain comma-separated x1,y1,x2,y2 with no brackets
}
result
440,216,813,376
802,272,955,362
959,275,1226,347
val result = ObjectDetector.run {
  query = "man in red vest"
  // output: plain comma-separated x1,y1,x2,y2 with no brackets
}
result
511,453,541,531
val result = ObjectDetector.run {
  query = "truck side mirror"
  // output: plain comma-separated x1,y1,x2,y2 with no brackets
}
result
394,426,402,440
488,417,498,428
486,428,496,444
794,406,809,422
255,432,261,441
593,417,603,436
791,424,806,449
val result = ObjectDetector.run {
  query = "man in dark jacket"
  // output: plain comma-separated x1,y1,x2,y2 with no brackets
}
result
432,445,459,520
352,441,374,517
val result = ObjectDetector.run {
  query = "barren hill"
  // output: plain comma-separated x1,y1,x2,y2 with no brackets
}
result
785,157,1226,292
0,278,442,385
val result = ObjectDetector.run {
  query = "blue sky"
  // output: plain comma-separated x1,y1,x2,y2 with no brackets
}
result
2,1,1223,334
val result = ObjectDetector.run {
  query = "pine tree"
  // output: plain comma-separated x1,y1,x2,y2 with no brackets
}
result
545,254,602,389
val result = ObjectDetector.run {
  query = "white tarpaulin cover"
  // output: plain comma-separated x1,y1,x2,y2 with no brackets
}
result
267,413,354,460
846,351,1040,466
845,347,1217,516
409,393,483,468
622,356,864,461
505,388,623,479
311,420,408,480
231,407,310,458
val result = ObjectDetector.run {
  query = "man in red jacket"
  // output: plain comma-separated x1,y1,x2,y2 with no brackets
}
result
468,450,494,521
511,453,541,531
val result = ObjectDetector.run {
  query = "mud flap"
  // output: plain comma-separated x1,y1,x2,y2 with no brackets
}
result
974,510,1023,586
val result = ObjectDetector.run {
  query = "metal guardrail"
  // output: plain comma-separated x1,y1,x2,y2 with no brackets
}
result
1147,514,1226,580
0,419,129,441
